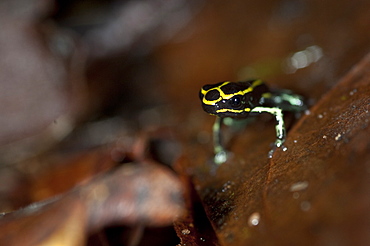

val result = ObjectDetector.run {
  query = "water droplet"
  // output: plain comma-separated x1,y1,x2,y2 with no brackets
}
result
248,212,261,226
221,181,233,192
289,181,309,192
349,88,357,96
292,192,300,199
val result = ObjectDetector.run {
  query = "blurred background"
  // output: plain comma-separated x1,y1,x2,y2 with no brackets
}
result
0,0,369,245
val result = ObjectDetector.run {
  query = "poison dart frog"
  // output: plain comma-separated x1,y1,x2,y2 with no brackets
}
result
199,79,306,164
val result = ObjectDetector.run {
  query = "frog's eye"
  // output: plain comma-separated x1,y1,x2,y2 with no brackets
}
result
230,95,243,109
205,90,220,101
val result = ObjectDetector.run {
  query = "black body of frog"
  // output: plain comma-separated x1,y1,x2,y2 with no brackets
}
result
200,80,305,118
199,79,306,164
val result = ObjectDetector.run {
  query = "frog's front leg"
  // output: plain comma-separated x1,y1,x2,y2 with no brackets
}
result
212,117,228,164
251,106,286,157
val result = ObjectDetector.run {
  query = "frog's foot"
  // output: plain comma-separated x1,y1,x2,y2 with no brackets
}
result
214,150,228,165
268,148,276,159
268,139,286,158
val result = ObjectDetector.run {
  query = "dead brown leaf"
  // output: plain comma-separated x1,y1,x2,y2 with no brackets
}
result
176,52,370,246
0,162,184,246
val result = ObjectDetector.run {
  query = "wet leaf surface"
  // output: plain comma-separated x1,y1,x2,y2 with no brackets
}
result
0,0,370,245
177,53,370,246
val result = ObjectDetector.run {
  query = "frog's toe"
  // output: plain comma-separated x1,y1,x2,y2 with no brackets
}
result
214,150,228,165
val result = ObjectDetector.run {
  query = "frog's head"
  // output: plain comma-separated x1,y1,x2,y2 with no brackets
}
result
199,81,257,118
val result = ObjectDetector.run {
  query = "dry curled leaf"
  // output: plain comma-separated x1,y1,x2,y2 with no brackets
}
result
0,162,185,246
83,162,185,231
